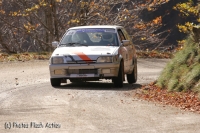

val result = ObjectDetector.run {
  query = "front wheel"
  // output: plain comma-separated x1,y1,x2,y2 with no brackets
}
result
50,78,61,87
127,59,137,84
113,62,124,88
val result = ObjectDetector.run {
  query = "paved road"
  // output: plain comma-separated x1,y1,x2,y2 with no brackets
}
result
0,59,200,133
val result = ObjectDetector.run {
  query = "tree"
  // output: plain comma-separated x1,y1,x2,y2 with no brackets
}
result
157,0,200,93
0,0,170,53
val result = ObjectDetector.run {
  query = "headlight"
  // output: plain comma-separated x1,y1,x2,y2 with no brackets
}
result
51,57,64,64
97,56,113,63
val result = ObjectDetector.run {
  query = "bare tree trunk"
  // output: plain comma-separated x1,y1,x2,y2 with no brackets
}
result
52,2,59,41
44,0,55,51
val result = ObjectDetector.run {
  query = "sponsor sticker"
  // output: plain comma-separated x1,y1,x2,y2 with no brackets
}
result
75,29,115,33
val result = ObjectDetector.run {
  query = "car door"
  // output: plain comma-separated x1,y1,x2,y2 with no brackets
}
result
117,28,131,73
121,28,135,72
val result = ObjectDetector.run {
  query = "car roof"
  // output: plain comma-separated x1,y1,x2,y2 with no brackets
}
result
69,25,123,30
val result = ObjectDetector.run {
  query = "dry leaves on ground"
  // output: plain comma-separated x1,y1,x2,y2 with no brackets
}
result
135,82,200,114
137,50,173,58
0,53,51,62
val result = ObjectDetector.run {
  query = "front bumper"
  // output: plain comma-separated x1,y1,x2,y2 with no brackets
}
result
49,63,119,79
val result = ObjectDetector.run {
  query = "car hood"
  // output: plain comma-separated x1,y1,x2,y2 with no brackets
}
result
51,46,118,61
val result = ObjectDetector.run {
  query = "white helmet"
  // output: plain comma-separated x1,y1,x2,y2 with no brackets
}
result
102,33,113,42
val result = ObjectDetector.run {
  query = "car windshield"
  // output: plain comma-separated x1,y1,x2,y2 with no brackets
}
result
59,28,119,47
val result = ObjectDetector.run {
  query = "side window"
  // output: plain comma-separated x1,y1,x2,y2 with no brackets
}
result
117,29,126,42
122,28,131,41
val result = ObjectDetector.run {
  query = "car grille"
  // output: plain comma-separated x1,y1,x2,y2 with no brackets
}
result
66,69,98,75
67,60,96,64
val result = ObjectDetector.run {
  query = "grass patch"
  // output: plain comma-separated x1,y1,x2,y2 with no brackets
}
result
157,35,200,93
168,77,179,91
156,61,175,88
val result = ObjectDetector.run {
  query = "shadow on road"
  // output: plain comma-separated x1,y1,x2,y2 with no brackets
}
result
54,81,142,91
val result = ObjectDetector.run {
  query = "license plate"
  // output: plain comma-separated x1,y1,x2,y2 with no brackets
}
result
70,74,95,78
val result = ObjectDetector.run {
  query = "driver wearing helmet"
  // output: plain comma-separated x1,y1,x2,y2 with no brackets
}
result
101,33,115,46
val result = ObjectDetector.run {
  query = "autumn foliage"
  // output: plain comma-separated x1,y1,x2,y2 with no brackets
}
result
0,0,171,53
135,82,200,114
174,0,199,34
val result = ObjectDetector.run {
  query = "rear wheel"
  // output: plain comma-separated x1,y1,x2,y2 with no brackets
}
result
127,59,137,84
113,62,124,88
50,78,61,87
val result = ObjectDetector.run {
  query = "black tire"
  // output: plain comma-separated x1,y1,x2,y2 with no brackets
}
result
113,62,124,88
127,59,137,84
50,78,61,87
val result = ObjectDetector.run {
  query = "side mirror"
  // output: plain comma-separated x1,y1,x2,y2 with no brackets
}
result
122,40,130,46
52,41,59,48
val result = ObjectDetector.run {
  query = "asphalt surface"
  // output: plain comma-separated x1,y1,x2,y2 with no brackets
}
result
0,59,200,133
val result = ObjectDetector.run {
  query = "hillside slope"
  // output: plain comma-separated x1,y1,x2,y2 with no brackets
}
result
157,32,200,92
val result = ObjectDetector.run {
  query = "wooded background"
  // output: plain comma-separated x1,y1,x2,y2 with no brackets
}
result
0,0,198,53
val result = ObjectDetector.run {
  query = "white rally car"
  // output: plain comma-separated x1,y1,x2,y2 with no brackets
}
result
49,25,137,87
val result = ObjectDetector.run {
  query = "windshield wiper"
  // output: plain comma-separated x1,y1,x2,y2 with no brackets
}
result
59,43,77,47
77,43,88,46
59,42,88,47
